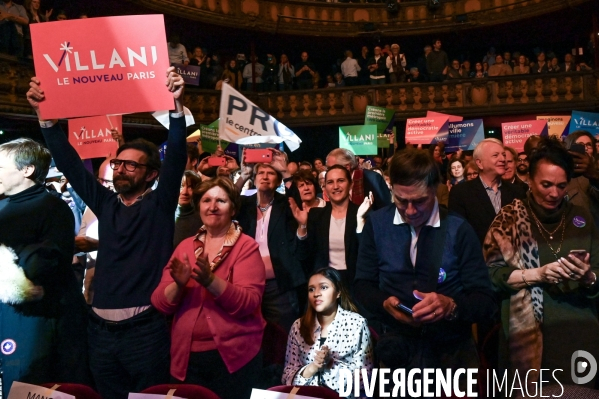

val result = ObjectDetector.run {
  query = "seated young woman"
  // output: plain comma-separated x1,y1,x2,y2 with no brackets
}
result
283,267,373,398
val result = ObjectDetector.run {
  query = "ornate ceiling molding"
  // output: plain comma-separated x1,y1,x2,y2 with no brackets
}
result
129,0,591,37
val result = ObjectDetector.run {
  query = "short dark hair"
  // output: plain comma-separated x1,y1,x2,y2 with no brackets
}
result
389,149,440,189
447,157,466,178
186,143,200,165
253,163,283,186
299,161,312,169
194,177,241,214
523,135,542,157
324,164,352,183
183,170,203,205
0,138,51,184
116,139,161,183
529,137,574,181
292,169,317,187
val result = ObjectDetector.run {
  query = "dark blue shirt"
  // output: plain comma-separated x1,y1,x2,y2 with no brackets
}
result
41,116,187,309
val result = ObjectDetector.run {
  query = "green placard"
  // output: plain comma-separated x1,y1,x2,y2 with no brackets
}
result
377,133,389,148
200,119,229,154
339,125,377,156
365,105,396,148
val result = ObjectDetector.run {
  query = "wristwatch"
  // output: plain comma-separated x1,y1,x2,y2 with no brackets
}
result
445,299,458,321
299,224,307,230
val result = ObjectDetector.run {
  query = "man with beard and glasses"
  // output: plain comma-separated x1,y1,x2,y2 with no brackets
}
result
27,67,187,399
516,152,530,185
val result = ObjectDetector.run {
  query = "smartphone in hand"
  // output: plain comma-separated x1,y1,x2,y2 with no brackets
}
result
569,249,588,261
245,149,273,164
207,157,226,167
395,303,413,315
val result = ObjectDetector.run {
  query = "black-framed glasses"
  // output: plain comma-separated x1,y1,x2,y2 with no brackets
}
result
576,142,594,149
517,158,529,163
466,172,479,177
109,159,149,172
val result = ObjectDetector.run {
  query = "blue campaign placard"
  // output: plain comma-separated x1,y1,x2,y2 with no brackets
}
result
570,111,599,137
445,119,484,152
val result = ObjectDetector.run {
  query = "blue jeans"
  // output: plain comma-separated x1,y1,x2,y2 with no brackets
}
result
88,309,170,399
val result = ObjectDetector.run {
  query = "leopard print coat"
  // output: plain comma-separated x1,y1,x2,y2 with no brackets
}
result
483,198,543,379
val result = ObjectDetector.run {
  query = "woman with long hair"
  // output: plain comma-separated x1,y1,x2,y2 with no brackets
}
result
221,59,243,91
283,268,373,398
484,137,599,390
447,157,466,189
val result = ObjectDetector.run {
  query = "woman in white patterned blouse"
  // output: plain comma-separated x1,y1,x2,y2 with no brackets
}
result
283,267,374,398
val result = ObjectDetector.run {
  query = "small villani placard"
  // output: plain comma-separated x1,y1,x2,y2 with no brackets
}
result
8,382,75,399
68,115,120,159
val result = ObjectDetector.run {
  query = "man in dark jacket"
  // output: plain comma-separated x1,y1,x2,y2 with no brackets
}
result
27,68,187,399
355,149,495,386
427,39,449,82
449,138,526,244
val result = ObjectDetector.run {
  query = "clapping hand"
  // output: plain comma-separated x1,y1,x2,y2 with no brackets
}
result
191,254,215,287
168,253,192,288
356,192,374,233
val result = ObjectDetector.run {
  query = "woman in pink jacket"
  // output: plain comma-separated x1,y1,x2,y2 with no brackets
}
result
152,177,266,399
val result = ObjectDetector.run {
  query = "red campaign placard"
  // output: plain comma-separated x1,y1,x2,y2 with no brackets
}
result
501,120,548,153
426,111,463,122
405,116,450,145
31,15,173,120
68,115,120,159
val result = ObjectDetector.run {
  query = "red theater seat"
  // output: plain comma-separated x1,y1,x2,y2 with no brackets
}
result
141,383,221,399
40,383,102,399
268,385,342,399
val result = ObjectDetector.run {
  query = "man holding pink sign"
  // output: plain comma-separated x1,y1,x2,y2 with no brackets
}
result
27,66,187,399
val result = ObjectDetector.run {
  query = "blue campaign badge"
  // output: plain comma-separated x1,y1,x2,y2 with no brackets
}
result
573,216,586,228
438,268,447,284
1,339,16,355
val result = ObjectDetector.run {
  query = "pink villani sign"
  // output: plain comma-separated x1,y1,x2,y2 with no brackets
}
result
68,115,120,159
31,15,173,120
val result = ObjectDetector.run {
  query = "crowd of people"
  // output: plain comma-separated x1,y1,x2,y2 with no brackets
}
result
3,0,594,91
0,65,598,399
166,38,595,92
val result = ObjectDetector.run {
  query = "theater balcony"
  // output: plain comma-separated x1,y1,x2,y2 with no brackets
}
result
129,0,591,37
1,55,598,129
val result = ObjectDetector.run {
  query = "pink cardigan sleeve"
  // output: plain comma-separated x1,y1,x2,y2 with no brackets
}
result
213,237,265,318
151,240,191,315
